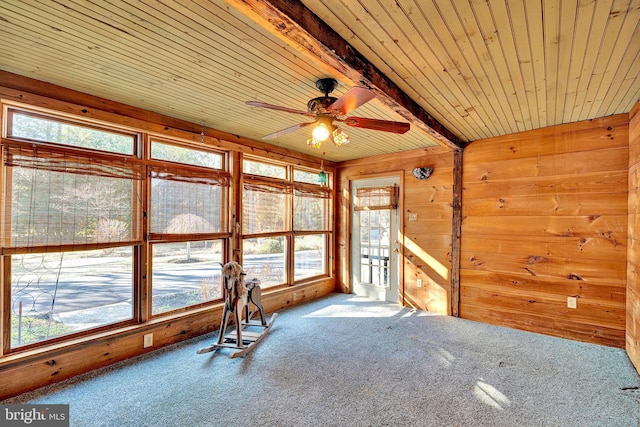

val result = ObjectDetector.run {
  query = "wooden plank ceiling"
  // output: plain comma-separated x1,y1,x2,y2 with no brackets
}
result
0,0,638,162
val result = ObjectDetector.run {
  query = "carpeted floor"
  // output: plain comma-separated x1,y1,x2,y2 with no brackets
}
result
3,293,640,426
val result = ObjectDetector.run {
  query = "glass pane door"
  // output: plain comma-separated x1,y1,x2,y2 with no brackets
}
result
359,209,391,287
351,177,399,303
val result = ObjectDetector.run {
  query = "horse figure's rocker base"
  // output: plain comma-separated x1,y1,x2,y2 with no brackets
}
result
197,261,277,358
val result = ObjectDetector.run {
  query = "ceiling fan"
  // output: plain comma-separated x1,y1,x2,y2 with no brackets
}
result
246,78,410,148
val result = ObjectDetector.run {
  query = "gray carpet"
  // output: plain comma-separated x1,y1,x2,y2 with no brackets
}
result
3,293,640,426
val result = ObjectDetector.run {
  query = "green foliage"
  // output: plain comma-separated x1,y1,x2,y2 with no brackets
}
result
11,314,74,347
295,235,322,251
258,238,284,254
151,141,222,168
12,112,133,154
243,159,286,178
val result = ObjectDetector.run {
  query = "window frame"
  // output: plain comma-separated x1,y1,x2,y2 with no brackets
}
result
240,158,333,287
0,102,333,354
1,107,144,352
5,107,139,156
146,136,232,317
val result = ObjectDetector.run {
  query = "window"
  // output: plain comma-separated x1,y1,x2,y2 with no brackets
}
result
148,138,230,315
243,159,286,179
293,169,320,184
151,140,222,168
242,177,288,234
11,249,134,347
1,112,234,349
151,241,224,315
0,104,332,352
241,160,331,287
294,235,326,280
8,109,135,155
3,109,141,349
4,144,142,249
293,174,331,280
243,237,286,287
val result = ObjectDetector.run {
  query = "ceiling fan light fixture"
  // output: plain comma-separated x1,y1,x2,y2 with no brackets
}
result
311,122,330,141
332,126,350,146
306,136,323,149
247,78,410,147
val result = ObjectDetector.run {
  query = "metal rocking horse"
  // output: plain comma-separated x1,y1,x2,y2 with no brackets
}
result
197,261,277,358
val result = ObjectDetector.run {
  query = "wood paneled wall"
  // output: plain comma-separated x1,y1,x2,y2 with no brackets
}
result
461,115,629,348
628,100,640,370
336,147,456,314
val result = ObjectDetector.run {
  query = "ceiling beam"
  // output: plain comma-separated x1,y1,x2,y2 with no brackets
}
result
226,0,465,151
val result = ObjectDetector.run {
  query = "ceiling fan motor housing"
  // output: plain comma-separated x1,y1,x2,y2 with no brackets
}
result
308,78,340,113
307,96,338,114
315,77,338,95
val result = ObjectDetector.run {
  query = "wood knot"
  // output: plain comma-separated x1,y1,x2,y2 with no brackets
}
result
469,256,484,266
527,255,544,264
45,360,56,367
567,273,583,281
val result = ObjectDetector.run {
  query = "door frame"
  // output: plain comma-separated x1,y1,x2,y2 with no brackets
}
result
349,173,404,304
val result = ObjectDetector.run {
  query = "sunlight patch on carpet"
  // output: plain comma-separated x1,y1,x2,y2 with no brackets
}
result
303,304,401,318
473,378,511,410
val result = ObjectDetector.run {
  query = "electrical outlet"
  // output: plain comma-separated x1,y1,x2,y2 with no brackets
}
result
567,296,577,309
143,333,153,348
416,279,423,288
409,213,418,221
292,292,297,302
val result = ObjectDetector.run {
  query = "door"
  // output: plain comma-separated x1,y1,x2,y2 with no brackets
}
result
350,177,400,303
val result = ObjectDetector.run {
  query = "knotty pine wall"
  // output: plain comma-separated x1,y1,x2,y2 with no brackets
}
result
628,101,640,371
460,114,629,348
336,147,456,314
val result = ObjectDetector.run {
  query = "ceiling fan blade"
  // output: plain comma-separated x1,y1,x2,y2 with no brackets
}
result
328,87,376,115
246,101,315,117
260,122,313,140
343,117,410,134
